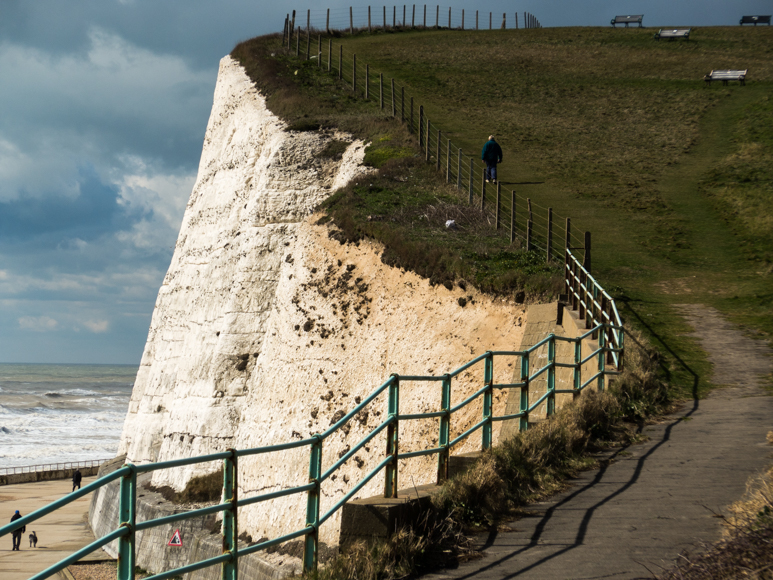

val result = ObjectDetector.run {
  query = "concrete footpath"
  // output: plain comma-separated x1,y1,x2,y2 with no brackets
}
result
423,306,773,580
0,476,107,580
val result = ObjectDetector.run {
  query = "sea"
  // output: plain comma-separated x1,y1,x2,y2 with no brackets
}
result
0,363,137,469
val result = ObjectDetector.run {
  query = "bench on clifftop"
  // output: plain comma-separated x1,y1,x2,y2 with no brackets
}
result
704,69,748,86
611,15,643,28
740,15,771,26
654,28,691,40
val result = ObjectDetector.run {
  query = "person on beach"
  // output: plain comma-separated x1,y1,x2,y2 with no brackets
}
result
10,510,25,551
481,135,503,184
72,468,82,492
29,531,37,548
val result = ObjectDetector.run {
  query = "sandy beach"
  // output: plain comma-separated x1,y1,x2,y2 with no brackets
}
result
0,476,112,580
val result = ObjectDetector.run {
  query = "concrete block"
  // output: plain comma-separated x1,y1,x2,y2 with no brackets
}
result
339,483,438,546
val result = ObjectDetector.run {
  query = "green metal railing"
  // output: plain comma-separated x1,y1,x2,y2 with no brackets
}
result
1,305,622,580
564,248,624,370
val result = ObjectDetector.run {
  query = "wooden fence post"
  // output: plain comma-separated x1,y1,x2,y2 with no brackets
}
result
317,36,322,68
401,87,405,122
379,73,384,109
510,191,516,243
436,4,439,27
462,9,464,29
481,172,487,212
547,207,553,262
393,5,396,27
326,9,330,33
448,7,451,28
489,12,492,29
468,158,474,204
296,27,300,56
516,12,518,29
527,219,533,250
307,9,310,33
457,148,462,189
391,78,396,116
527,197,533,223
338,45,343,79
328,39,332,71
496,182,501,229
584,231,591,272
476,10,479,29
412,4,416,26
305,29,310,60
426,117,431,162
419,105,424,147
565,217,571,249
424,4,427,27
282,16,287,45
384,5,387,28
446,138,451,182
368,6,372,32
403,5,406,26
410,97,414,133
350,7,354,34
290,10,295,47
436,129,441,170
502,12,506,28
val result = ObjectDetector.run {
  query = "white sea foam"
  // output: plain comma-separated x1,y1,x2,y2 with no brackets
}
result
0,363,136,468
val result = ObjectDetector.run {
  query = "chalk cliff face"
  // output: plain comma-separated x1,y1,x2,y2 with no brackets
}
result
119,55,525,545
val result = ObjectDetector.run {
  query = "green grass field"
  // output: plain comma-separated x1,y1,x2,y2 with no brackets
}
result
234,26,773,399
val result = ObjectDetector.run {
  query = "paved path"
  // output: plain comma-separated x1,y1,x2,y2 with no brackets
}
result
0,476,107,580
424,306,773,580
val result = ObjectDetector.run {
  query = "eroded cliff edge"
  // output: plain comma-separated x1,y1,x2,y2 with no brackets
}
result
116,55,525,546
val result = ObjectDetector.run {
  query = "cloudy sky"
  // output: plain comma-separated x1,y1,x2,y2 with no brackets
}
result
0,1,766,364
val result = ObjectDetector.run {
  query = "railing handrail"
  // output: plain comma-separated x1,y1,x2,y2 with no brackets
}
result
1,318,623,580
0,458,113,477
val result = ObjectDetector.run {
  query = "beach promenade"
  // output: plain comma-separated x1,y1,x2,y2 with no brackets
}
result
1,476,109,580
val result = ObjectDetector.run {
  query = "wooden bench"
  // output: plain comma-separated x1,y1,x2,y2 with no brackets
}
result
704,69,748,86
740,15,771,26
654,28,691,40
611,15,643,28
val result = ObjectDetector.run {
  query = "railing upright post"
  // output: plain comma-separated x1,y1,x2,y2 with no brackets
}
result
384,375,400,498
520,353,530,432
117,465,136,580
222,450,238,580
598,326,606,392
482,353,493,449
573,337,582,399
437,374,451,484
303,437,322,573
547,335,556,416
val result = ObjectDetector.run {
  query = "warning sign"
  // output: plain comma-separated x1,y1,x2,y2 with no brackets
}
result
168,529,183,547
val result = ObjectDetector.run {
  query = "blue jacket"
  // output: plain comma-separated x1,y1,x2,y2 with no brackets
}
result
481,139,503,163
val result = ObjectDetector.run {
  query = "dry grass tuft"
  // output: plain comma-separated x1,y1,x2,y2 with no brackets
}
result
611,327,670,421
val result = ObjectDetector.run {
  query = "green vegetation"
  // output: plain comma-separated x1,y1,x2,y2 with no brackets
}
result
233,25,773,398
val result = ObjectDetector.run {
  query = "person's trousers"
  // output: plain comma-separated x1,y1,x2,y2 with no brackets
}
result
12,531,21,550
485,161,498,182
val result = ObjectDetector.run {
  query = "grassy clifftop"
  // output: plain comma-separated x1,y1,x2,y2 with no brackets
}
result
233,26,773,397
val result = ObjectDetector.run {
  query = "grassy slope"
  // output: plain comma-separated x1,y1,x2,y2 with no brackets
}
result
326,26,773,398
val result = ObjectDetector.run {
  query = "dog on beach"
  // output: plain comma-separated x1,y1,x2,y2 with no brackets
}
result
29,531,37,548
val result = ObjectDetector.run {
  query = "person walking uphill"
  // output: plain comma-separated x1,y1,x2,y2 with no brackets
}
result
10,510,25,551
481,135,503,183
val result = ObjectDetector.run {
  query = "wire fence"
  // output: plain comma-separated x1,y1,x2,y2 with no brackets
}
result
285,26,585,265
0,458,111,477
284,5,542,35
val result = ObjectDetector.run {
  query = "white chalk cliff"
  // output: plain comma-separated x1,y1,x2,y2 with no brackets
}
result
119,55,525,546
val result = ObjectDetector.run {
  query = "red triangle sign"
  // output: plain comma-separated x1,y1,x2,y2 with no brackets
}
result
168,529,182,547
